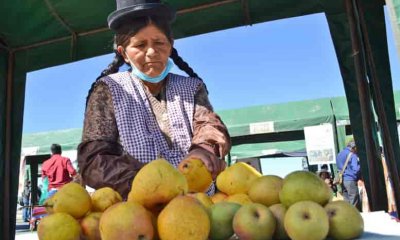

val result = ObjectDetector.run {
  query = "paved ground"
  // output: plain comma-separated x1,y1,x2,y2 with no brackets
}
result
15,230,38,240
15,205,39,240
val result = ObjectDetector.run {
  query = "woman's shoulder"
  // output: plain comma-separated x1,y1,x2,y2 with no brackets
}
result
91,81,110,94
168,73,203,86
100,71,131,82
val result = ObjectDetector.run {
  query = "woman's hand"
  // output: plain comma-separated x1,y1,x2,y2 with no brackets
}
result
184,146,226,179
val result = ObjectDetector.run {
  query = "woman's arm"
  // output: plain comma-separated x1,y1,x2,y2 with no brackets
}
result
191,83,231,157
187,83,231,178
78,82,142,198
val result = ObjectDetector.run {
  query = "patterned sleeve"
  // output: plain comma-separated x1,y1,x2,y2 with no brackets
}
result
77,82,143,198
81,82,118,142
190,83,231,158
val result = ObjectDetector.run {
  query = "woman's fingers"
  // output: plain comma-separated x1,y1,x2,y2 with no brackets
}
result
184,147,227,180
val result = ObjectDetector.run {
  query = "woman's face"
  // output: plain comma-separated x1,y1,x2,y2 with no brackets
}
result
320,172,330,180
118,24,172,77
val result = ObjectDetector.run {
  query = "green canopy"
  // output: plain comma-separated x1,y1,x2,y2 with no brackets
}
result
220,98,335,138
19,96,345,158
21,91,400,161
2,1,400,238
21,128,82,154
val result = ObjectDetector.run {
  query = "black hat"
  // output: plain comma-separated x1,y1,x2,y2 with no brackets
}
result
108,0,176,30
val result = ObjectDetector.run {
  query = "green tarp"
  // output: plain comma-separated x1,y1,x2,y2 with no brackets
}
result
219,98,334,137
21,91,400,159
20,97,340,158
22,128,82,154
1,0,333,73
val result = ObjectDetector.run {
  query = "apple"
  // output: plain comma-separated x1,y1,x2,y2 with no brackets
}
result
233,203,276,240
80,212,102,240
325,200,364,239
284,201,329,240
279,171,331,207
248,175,283,207
269,203,289,240
209,202,241,240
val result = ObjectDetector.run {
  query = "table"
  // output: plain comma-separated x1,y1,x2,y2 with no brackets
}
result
360,211,400,239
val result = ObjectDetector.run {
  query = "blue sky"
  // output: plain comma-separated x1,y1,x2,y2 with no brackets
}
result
261,157,305,178
23,10,400,134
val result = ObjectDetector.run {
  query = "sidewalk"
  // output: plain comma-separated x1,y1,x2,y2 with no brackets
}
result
15,230,38,240
15,204,38,240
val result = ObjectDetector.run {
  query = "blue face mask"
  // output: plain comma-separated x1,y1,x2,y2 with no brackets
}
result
127,56,174,83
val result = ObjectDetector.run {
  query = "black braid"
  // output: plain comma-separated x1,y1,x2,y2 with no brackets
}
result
170,48,202,81
85,52,125,107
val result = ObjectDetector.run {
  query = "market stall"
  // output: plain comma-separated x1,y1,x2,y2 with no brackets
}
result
2,1,400,239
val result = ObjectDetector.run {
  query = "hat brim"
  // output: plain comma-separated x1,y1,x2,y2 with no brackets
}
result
108,3,176,30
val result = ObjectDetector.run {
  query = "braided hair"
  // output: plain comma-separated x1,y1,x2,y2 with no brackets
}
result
85,16,203,106
170,47,202,81
85,50,125,106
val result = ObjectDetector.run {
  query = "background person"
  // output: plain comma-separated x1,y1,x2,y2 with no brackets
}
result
77,0,231,198
42,144,77,198
21,180,31,222
336,140,361,211
318,166,338,196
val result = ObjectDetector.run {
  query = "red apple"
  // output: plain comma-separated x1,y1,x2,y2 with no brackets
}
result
233,203,276,240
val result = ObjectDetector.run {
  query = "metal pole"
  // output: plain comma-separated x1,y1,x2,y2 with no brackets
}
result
3,51,14,240
344,0,386,211
357,0,400,213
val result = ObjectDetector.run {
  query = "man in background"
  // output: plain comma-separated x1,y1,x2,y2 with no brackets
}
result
21,180,31,222
336,140,361,211
42,144,77,197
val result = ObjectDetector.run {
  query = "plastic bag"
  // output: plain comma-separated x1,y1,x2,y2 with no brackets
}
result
39,177,49,205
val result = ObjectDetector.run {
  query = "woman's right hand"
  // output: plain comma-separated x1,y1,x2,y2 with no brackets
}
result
183,146,226,180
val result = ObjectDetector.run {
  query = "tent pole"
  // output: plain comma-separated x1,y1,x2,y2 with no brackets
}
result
357,0,400,213
344,0,387,211
3,51,14,240
240,0,252,25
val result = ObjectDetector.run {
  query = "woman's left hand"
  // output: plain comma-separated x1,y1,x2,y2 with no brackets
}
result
184,146,226,180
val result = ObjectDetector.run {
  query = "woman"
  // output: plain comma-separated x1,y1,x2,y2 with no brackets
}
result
318,169,338,196
77,0,231,198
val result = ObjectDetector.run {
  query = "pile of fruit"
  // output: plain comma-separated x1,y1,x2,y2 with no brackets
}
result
37,158,364,240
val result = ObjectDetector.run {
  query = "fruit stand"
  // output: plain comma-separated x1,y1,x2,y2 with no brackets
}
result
21,159,400,240
361,212,400,239
2,0,400,239
13,211,400,240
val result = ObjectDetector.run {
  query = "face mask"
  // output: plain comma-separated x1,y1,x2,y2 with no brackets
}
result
125,53,174,83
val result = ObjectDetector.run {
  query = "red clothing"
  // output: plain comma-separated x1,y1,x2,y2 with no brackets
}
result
41,154,77,190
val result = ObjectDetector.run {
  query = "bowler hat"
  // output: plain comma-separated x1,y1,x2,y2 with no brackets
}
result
108,0,176,30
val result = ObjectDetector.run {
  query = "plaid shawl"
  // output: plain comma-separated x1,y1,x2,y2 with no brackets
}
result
101,72,201,167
